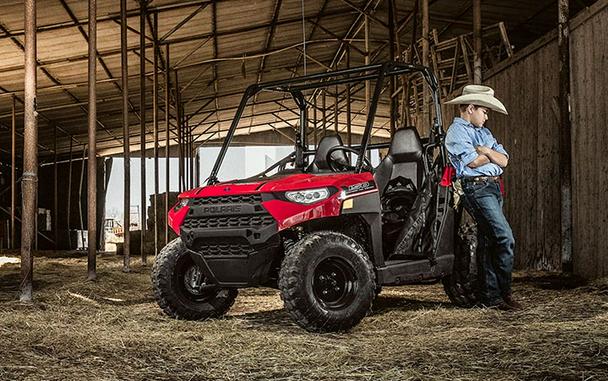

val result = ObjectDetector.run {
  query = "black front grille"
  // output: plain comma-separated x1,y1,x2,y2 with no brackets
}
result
198,243,254,256
191,194,262,206
183,214,275,229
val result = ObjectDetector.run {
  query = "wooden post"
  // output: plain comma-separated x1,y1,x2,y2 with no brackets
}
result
11,95,16,249
87,0,97,280
473,0,482,84
20,0,37,302
165,44,170,245
558,0,572,271
121,0,131,272
139,0,147,265
153,12,159,256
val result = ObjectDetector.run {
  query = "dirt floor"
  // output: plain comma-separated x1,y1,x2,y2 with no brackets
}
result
0,252,606,381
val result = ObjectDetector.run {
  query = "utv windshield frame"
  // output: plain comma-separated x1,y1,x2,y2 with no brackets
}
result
207,62,444,185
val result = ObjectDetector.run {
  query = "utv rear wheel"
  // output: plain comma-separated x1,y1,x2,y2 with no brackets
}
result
442,211,478,307
152,238,237,320
279,231,376,332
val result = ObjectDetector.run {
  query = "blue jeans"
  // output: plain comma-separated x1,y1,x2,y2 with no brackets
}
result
461,180,515,306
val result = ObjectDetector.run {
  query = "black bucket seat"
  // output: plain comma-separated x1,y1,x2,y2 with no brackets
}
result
373,127,424,196
307,135,349,173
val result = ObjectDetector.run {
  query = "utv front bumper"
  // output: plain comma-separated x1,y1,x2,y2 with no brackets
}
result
179,194,281,287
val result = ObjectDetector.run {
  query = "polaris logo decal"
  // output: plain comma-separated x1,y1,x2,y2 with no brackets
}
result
201,205,242,214
345,181,376,195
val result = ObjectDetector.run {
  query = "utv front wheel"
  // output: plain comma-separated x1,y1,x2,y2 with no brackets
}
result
279,232,376,332
442,211,478,307
152,238,237,320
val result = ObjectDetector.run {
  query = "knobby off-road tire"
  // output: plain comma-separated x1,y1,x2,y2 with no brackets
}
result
151,238,237,320
442,210,479,307
279,231,376,332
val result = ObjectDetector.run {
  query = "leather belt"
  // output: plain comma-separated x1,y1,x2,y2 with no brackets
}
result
461,176,500,184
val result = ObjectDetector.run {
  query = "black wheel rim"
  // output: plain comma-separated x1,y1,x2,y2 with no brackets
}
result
312,257,358,310
174,254,217,303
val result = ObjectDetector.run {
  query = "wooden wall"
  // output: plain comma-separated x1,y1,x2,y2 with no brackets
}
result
483,38,562,272
569,3,608,279
456,1,608,278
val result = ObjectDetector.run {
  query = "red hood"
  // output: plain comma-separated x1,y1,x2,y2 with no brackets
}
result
179,172,374,198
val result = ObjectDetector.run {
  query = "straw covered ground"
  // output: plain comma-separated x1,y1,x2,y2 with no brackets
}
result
0,252,606,381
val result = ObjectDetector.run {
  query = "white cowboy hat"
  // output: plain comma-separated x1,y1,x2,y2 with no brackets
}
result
445,84,508,115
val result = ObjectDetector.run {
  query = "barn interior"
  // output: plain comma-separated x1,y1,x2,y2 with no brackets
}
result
0,0,607,380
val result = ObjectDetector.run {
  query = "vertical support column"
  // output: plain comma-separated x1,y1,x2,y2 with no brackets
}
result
421,0,430,135
558,0,572,271
153,12,159,256
53,127,57,250
139,0,147,265
189,125,194,189
334,87,338,134
365,15,370,123
346,45,351,147
473,0,482,84
11,95,16,249
121,0,131,272
312,96,318,148
78,146,85,252
175,70,183,192
67,138,73,246
388,0,396,136
164,44,170,245
322,91,327,137
20,0,37,302
87,0,97,280
195,150,200,187
185,123,190,189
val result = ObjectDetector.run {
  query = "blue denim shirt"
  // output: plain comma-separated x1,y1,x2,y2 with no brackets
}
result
445,117,509,178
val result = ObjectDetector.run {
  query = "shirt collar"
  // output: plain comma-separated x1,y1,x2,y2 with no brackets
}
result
454,117,482,131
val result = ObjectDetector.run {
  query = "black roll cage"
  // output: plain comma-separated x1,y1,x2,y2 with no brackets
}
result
207,61,446,185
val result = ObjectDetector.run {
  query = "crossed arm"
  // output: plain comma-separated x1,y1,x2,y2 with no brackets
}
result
468,146,509,168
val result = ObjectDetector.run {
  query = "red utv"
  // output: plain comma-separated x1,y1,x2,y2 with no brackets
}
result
151,63,477,332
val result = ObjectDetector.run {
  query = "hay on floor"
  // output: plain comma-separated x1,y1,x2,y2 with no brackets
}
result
0,252,606,381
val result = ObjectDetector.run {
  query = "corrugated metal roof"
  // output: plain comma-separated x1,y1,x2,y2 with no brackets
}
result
0,0,596,158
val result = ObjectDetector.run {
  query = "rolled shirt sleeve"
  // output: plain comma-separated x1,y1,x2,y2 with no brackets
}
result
445,127,479,167
491,139,509,159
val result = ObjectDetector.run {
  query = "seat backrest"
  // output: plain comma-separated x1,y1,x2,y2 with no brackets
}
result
374,127,424,195
307,135,348,173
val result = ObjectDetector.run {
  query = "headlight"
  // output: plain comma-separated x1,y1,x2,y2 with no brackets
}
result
285,188,330,204
173,198,189,211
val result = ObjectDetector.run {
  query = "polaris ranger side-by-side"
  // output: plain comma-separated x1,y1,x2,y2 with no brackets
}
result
151,62,477,332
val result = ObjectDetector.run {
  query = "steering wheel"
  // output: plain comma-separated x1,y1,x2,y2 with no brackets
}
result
326,146,373,172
